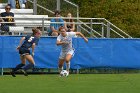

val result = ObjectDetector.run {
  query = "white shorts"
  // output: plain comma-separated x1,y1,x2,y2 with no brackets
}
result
59,49,75,59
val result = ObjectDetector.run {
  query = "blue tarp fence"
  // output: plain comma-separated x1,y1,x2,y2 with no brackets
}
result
1,36,140,69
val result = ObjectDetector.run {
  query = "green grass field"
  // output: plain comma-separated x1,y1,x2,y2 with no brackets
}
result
0,74,140,93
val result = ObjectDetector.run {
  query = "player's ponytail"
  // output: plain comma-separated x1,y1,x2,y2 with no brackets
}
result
32,28,41,37
32,28,41,35
32,28,38,35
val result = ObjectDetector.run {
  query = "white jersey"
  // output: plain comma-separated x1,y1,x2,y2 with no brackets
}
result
57,32,76,52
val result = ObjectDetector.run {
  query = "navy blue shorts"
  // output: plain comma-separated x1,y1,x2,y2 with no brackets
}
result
19,47,31,55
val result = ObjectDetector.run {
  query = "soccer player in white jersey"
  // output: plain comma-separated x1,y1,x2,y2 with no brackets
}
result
56,26,88,75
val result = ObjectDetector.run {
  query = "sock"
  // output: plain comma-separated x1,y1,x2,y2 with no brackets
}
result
23,63,34,71
58,66,63,73
12,63,25,72
66,62,70,72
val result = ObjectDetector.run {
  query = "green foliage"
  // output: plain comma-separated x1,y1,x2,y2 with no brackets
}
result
2,0,139,37
71,0,140,38
1,0,7,3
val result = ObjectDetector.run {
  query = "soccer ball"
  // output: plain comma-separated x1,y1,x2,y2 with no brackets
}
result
60,70,69,77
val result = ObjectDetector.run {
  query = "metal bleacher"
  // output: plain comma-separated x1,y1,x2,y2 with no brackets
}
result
0,3,7,8
0,3,50,36
13,14,50,35
0,9,33,15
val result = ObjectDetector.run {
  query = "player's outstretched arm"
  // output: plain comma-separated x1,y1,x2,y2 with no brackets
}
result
75,32,88,43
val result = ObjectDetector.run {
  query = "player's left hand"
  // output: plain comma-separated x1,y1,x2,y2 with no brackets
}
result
32,52,34,56
84,38,88,43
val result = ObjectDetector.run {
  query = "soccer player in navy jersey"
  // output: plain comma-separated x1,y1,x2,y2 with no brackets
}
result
56,26,88,76
11,28,41,77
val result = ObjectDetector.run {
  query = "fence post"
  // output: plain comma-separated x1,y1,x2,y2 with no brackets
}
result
42,18,45,35
107,22,110,38
102,23,104,38
76,69,79,74
0,36,3,76
90,19,93,37
33,0,37,15
0,68,3,76
57,0,60,11
77,6,80,32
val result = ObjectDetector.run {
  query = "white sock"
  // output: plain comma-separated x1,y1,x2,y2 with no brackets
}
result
66,62,70,73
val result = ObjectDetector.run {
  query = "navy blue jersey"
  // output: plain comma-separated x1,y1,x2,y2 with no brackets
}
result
1,12,14,26
21,35,39,49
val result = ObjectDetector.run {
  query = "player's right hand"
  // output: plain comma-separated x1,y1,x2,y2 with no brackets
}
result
63,41,69,44
16,46,20,50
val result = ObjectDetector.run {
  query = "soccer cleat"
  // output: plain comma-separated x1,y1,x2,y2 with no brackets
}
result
21,69,28,76
11,71,16,77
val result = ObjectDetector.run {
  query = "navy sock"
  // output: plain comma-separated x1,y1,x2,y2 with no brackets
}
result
12,63,25,72
23,63,34,71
